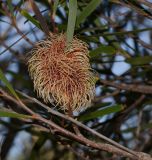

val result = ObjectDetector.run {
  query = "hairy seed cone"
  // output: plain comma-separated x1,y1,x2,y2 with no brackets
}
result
28,33,95,112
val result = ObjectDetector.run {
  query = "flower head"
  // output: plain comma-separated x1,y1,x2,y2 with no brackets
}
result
28,33,95,112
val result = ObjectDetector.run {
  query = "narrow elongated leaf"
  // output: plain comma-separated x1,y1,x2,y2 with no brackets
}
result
66,0,77,45
80,28,152,38
0,9,6,15
102,28,152,36
122,122,152,133
76,0,102,27
53,0,59,16
20,10,41,29
79,105,124,121
0,110,32,119
79,102,112,117
7,0,14,16
0,68,19,99
30,0,50,35
89,45,116,57
126,56,152,65
79,25,108,33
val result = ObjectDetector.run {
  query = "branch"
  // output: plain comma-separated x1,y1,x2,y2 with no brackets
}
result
100,79,152,94
94,90,120,102
16,90,152,160
1,88,152,159
17,90,136,156
35,114,137,159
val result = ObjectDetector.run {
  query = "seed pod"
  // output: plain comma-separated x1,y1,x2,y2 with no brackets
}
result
28,33,95,112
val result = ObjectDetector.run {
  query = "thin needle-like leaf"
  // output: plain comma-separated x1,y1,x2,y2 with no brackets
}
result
66,0,77,45
20,10,41,29
0,68,19,100
53,0,59,17
89,45,116,57
29,0,50,35
79,105,124,121
76,0,102,27
0,109,32,119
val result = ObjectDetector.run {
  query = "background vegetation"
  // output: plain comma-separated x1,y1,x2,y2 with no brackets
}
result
0,0,152,160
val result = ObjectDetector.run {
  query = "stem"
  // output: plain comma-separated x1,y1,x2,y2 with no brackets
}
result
67,104,82,136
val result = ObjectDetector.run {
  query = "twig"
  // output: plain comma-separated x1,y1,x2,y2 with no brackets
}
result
17,90,138,157
136,0,152,8
0,88,137,159
67,104,82,136
112,0,152,19
0,88,35,115
56,136,90,160
1,88,152,159
0,28,36,55
35,115,137,159
94,90,120,102
99,79,152,94
17,91,152,159
29,0,50,35
121,95,146,117
2,4,34,46
50,0,58,33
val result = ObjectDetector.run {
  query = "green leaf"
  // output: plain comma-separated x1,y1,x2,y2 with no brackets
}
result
7,0,14,16
66,0,77,45
53,0,59,16
0,68,19,99
79,25,108,33
122,122,152,133
126,56,152,65
0,110,32,119
0,9,6,16
79,105,124,121
79,36,99,43
102,28,152,36
76,0,102,27
89,45,116,57
80,28,152,38
15,0,24,16
20,10,41,29
79,102,112,117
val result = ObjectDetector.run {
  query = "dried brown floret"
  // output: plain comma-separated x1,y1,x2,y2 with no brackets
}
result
28,33,95,112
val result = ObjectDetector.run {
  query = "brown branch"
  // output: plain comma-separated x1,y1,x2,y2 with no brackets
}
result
121,95,146,117
13,23,34,46
112,0,152,19
94,90,120,102
99,79,152,94
50,0,58,33
137,39,152,50
17,90,137,156
61,143,90,160
0,29,35,55
35,115,137,159
0,89,35,115
1,88,152,159
136,0,152,8
29,0,50,35
2,4,34,46
17,91,152,160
